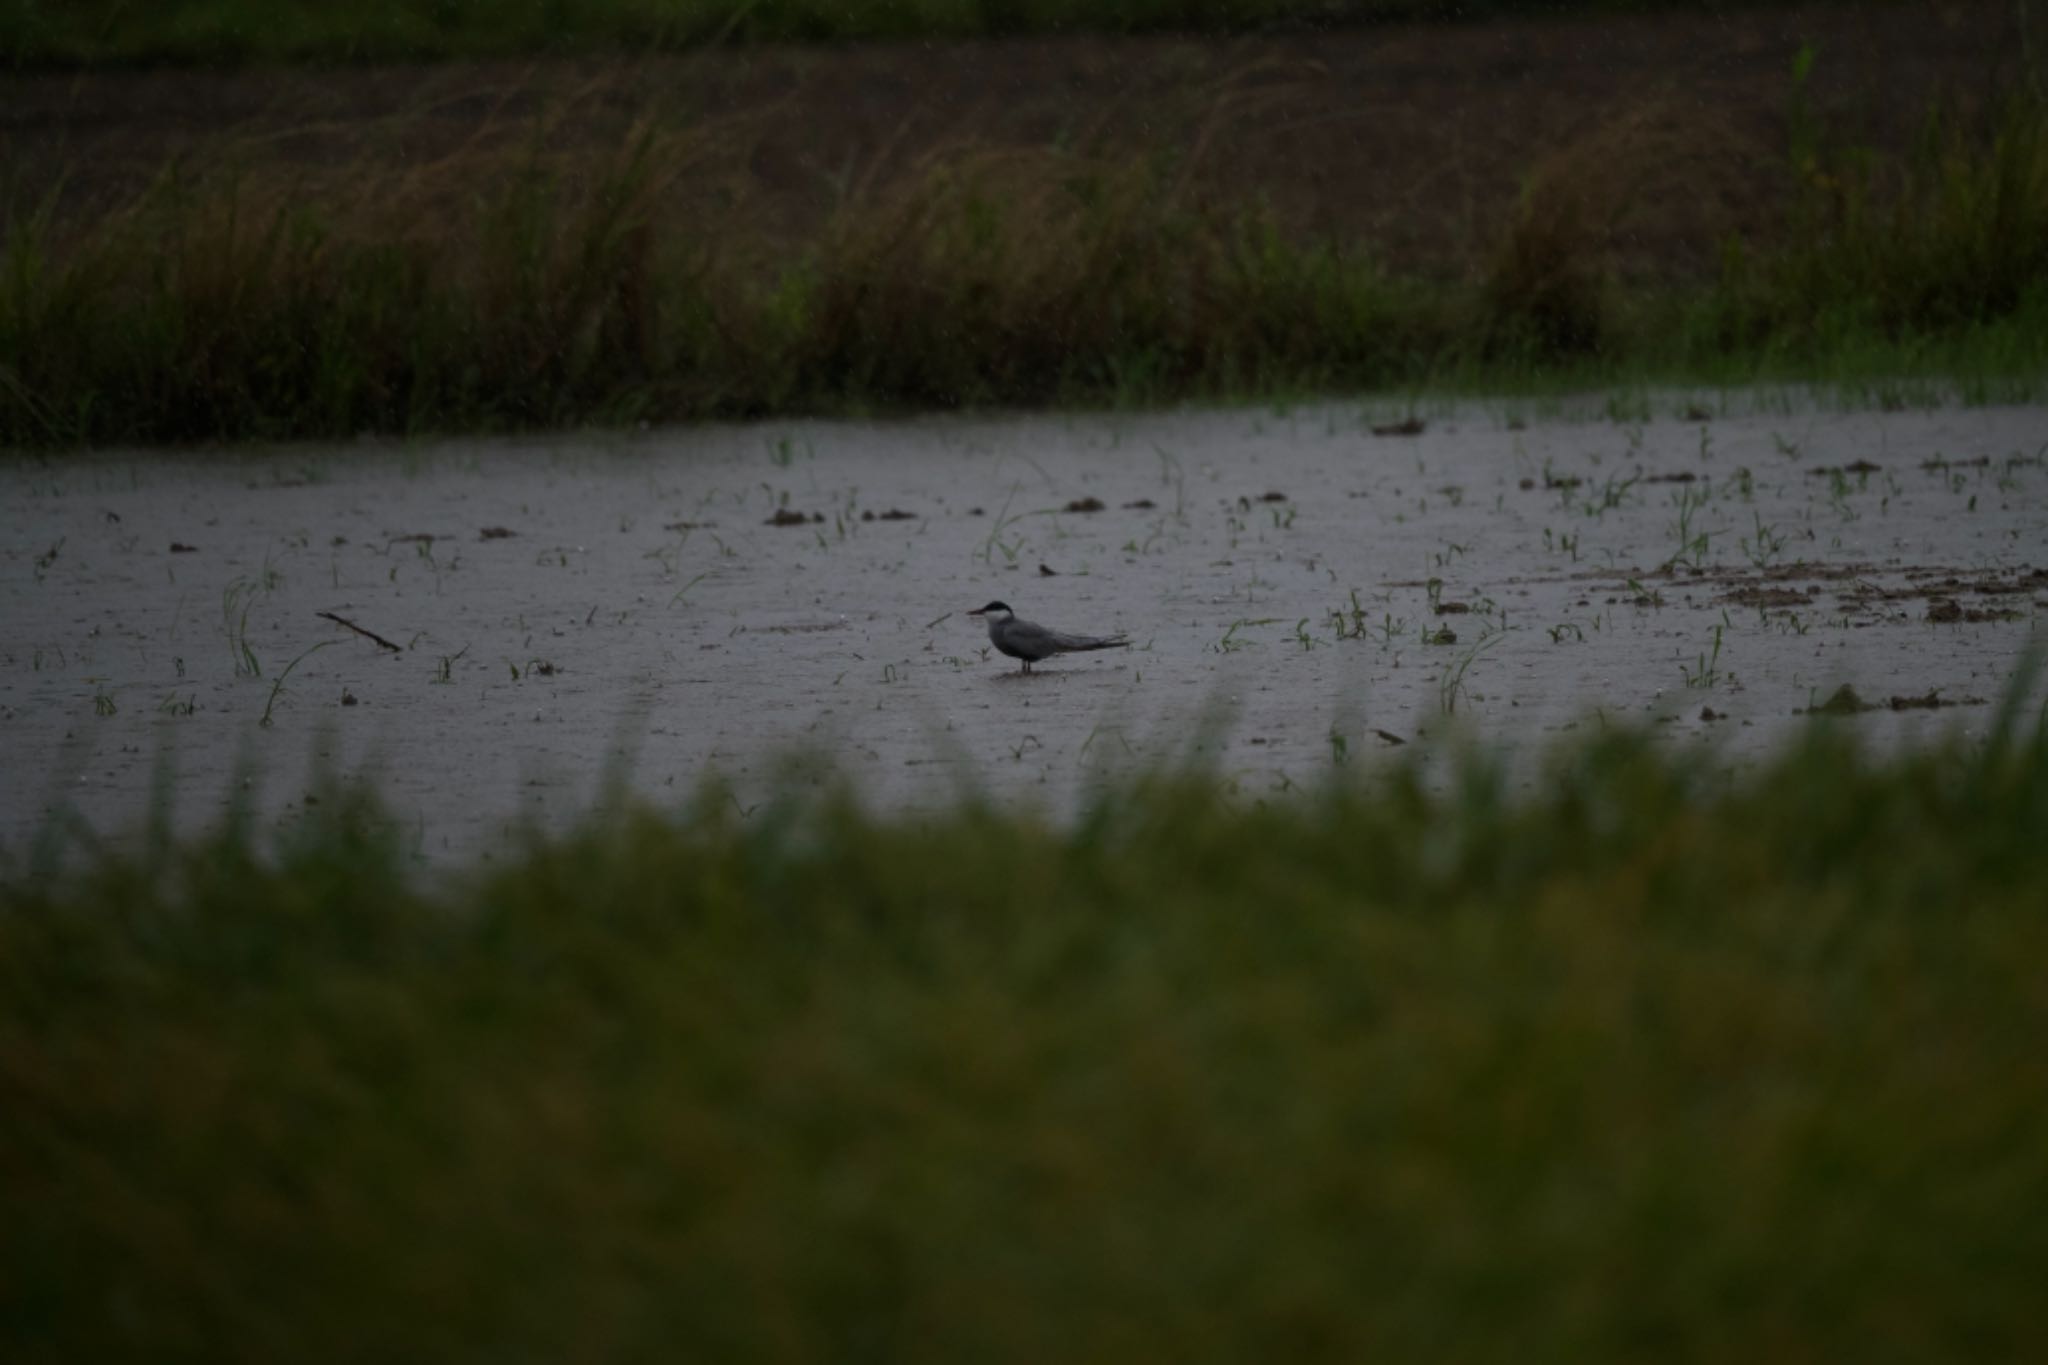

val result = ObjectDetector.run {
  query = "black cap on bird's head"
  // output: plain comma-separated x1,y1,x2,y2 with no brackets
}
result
967,601,1013,617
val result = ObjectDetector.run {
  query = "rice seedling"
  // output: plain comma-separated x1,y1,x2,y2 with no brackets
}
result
431,646,469,684
259,640,336,727
1436,631,1500,712
221,578,263,678
1327,588,1369,641
1663,481,1714,570
1742,511,1787,568
1681,622,1728,689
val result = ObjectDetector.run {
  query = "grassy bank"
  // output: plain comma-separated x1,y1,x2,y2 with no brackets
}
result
4,1,1846,68
4,73,2046,446
5,707,2048,1360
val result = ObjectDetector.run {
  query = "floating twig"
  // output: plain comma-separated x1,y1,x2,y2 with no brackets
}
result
316,610,403,653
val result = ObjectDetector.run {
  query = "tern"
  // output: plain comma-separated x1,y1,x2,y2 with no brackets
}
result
967,601,1127,674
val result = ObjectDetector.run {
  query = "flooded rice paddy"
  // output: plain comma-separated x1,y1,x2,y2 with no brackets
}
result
5,396,2045,863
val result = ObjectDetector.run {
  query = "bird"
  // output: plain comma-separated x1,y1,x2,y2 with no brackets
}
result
967,601,1127,675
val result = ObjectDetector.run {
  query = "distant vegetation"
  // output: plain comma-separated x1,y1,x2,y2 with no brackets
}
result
5,0,1854,67
6,704,2048,1360
4,73,2045,446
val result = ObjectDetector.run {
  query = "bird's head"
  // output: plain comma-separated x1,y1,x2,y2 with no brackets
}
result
967,601,1014,620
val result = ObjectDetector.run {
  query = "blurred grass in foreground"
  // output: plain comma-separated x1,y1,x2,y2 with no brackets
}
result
3,0,1825,68
5,701,2048,1361
5,72,2047,446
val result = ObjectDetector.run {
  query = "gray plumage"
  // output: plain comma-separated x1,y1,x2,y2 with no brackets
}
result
967,601,1127,674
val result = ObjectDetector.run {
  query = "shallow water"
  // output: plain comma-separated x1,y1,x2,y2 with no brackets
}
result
5,396,2045,864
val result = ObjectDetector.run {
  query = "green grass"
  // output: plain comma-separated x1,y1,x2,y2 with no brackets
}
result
5,689,2048,1360
2,0,1839,68
6,82,2048,448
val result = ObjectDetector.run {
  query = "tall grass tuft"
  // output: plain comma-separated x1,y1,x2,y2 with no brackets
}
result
1481,159,1610,361
1703,91,2048,356
0,126,694,443
5,716,2048,1359
786,150,1437,407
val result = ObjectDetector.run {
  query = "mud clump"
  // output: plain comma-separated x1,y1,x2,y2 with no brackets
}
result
1718,582,1815,609
1927,596,2026,623
1885,690,1981,711
1802,685,1985,716
1806,685,1875,716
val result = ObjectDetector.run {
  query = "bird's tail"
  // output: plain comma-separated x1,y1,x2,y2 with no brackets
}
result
1055,633,1128,652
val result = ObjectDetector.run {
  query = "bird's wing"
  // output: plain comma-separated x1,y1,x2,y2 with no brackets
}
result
999,618,1060,655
